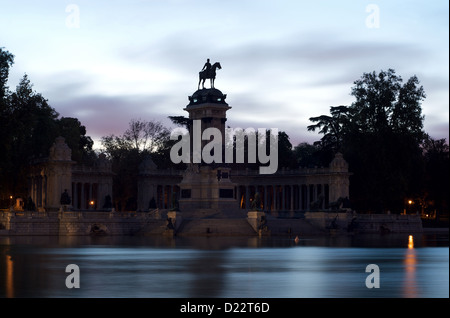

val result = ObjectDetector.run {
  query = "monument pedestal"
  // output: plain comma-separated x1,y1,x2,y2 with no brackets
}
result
247,211,271,236
167,211,182,230
178,165,238,217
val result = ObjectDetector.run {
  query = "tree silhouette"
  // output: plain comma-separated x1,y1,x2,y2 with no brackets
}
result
0,48,94,203
309,69,427,213
308,105,352,152
101,119,174,211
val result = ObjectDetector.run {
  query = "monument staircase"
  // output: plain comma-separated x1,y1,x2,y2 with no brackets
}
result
168,207,324,237
265,217,326,236
176,217,257,236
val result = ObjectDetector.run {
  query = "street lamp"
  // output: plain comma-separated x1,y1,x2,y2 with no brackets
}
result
404,199,413,214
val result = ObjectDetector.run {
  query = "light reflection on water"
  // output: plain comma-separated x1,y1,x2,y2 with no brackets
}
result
0,234,448,298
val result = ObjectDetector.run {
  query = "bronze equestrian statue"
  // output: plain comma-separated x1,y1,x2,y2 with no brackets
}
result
199,59,222,89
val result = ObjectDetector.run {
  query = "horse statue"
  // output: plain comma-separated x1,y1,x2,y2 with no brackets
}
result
328,197,344,211
198,62,221,89
310,194,324,211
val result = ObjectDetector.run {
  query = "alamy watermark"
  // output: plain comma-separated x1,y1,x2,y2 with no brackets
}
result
170,120,279,174
365,264,380,288
64,263,381,291
65,4,80,29
65,264,80,288
365,4,380,28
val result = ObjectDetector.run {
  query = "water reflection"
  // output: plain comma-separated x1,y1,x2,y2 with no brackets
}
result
187,251,227,297
5,251,14,298
403,237,417,298
0,233,448,298
408,235,414,249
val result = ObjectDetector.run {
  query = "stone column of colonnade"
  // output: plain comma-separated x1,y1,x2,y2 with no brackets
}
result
70,153,114,211
237,183,333,212
71,179,113,211
71,182,91,210
29,174,46,211
156,184,181,209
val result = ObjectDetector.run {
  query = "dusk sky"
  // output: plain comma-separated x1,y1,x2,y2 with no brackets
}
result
1,0,448,148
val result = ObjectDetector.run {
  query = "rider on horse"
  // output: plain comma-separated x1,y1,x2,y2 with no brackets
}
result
201,58,212,78
198,59,221,89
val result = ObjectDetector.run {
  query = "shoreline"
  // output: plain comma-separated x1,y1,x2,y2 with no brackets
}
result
0,209,445,237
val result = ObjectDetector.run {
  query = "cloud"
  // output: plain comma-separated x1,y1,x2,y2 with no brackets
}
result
1,0,448,162
125,28,431,98
39,24,443,150
53,93,176,145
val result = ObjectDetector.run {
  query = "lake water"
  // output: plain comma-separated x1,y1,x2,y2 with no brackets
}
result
0,233,448,298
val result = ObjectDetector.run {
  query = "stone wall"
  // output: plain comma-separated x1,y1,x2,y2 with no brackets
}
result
304,211,423,233
354,214,423,233
0,210,165,236
1,210,424,236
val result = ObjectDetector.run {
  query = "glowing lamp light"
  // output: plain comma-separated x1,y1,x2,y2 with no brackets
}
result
408,200,413,205
89,201,95,206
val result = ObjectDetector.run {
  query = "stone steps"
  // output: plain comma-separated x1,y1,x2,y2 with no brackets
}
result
177,218,257,236
181,208,247,219
135,219,168,235
266,218,325,236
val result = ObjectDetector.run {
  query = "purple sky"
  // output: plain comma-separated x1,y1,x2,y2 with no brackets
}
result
1,0,448,148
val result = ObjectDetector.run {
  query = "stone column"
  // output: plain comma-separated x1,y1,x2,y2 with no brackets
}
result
273,185,277,211
97,182,103,209
298,185,302,210
30,176,36,208
88,183,93,209
37,176,42,208
162,185,166,209
73,182,78,210
306,184,310,210
43,176,48,209
291,185,295,210
80,183,85,210
236,186,241,209
264,185,268,211
245,186,250,210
